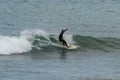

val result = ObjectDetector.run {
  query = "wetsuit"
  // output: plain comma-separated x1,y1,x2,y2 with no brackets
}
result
59,29,68,47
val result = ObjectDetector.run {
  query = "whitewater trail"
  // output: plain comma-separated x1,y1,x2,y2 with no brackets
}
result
0,29,74,55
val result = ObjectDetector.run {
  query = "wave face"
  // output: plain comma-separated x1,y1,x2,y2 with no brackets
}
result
0,29,120,55
73,35,120,51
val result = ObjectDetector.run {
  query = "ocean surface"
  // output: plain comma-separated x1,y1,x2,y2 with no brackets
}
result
0,0,120,80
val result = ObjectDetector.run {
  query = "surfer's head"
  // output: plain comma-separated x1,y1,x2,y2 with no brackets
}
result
61,29,64,32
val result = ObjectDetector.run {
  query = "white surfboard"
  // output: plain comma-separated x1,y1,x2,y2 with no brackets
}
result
63,45,78,49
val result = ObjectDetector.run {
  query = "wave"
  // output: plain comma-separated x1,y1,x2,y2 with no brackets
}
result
0,29,120,55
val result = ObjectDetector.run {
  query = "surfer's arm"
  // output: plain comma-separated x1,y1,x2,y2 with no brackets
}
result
63,28,68,32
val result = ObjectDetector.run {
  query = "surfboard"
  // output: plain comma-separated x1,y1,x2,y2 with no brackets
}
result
63,45,78,49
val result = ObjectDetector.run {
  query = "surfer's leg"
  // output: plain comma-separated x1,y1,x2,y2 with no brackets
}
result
62,40,68,47
60,39,68,47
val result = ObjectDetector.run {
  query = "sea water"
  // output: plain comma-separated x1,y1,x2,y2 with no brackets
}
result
0,0,120,80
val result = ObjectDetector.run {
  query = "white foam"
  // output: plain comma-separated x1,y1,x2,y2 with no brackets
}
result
0,36,32,55
0,29,49,55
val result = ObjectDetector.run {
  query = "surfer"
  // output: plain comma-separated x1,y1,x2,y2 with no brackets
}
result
59,28,69,47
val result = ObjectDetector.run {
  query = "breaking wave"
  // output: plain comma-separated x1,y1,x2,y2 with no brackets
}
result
0,29,120,55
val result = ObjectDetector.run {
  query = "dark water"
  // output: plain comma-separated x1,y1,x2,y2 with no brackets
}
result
0,0,120,80
1,51,120,80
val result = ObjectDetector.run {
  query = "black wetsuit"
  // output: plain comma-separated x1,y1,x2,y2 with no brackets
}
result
59,30,68,47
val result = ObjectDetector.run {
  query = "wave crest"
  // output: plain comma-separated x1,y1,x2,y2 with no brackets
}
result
0,29,120,55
